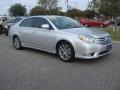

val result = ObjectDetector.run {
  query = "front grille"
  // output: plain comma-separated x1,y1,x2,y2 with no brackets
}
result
96,36,112,45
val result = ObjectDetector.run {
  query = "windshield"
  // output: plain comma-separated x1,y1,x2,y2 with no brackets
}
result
48,17,82,29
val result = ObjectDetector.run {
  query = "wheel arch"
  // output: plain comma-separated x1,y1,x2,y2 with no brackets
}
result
12,35,20,43
13,34,18,39
56,39,75,54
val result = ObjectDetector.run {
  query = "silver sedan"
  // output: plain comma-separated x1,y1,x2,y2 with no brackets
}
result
9,16,112,62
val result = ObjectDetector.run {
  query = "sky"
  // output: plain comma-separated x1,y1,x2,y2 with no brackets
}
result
0,0,91,15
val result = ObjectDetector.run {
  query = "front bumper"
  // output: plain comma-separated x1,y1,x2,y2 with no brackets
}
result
75,42,112,59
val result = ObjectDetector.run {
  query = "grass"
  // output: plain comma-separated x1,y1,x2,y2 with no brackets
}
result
104,26,120,41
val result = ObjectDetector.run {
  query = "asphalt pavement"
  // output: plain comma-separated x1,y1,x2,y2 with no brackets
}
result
0,34,120,90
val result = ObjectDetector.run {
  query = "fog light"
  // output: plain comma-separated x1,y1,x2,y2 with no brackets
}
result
91,53,95,56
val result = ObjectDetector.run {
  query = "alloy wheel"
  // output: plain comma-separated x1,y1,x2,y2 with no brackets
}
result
13,37,22,49
58,42,74,61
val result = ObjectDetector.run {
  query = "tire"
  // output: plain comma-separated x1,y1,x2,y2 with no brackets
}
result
57,41,75,62
85,24,88,27
13,36,22,50
5,29,8,36
100,24,104,28
5,32,8,36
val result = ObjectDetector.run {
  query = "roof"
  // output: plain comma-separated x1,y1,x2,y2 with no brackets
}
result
30,15,64,18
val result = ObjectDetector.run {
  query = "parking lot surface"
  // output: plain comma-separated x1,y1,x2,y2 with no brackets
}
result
0,34,120,90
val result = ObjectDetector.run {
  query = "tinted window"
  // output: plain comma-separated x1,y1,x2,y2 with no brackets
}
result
33,18,53,30
20,18,34,27
48,17,81,29
11,18,22,23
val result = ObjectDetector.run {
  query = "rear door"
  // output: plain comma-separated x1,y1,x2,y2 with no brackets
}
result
18,18,37,47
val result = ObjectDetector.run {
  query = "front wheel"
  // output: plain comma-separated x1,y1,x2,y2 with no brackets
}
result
57,42,75,62
13,37,22,50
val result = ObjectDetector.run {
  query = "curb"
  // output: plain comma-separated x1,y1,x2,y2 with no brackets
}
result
113,41,120,43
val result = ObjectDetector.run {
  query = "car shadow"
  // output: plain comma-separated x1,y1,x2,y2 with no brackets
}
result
23,47,58,58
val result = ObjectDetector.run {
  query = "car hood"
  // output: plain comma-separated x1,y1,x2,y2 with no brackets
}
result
62,27,109,38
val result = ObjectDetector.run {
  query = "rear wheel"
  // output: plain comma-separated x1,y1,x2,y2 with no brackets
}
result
5,32,8,36
100,24,104,28
57,41,75,62
5,29,8,36
85,24,89,27
13,36,22,50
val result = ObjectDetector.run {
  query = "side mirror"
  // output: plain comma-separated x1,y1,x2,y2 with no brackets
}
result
41,24,50,29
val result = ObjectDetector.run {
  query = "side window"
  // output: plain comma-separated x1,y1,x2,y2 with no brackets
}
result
20,18,34,27
33,18,53,30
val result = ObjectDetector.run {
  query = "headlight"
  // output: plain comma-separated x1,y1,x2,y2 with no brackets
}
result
79,35,96,43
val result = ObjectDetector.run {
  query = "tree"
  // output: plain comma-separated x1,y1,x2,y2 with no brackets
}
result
100,0,120,31
49,8,62,15
99,0,120,17
30,6,62,15
9,3,27,16
30,6,48,16
38,0,58,10
88,0,100,13
89,0,120,31
82,9,96,18
66,8,82,18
